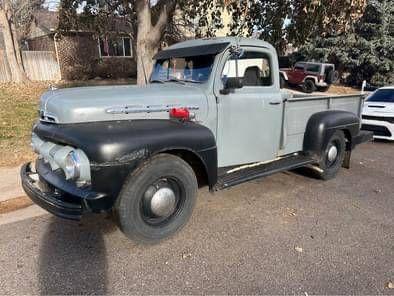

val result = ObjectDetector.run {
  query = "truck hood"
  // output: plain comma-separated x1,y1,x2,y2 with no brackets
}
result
362,101,394,116
40,83,209,124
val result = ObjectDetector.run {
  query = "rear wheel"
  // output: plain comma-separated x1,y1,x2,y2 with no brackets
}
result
302,79,316,93
114,154,198,244
317,86,330,92
317,130,346,180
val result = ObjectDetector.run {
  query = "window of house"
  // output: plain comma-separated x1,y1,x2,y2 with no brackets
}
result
99,37,133,58
221,51,272,87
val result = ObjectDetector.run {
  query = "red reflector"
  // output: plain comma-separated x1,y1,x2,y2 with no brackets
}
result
169,108,190,120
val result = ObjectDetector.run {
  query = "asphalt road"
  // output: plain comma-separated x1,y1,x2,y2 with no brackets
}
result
0,141,393,295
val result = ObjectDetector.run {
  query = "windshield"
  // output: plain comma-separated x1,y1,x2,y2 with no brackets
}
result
150,54,216,83
367,89,394,103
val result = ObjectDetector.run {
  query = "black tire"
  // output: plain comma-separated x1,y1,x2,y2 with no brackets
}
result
317,130,346,180
324,70,339,84
114,154,198,244
302,79,316,93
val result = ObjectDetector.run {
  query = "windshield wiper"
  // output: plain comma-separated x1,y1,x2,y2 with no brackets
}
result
151,78,203,84
150,79,165,84
167,78,186,85
182,79,203,84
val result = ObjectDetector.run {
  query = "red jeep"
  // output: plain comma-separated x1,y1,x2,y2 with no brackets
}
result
280,62,338,93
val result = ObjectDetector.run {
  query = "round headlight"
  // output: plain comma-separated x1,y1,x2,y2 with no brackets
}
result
65,151,80,180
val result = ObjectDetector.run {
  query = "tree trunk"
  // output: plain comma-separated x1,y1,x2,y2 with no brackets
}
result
135,0,174,85
0,9,27,82
11,21,24,70
136,38,157,85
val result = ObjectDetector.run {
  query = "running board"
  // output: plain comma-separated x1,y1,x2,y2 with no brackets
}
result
214,155,315,190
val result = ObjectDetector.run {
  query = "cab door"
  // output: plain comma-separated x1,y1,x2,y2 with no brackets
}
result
215,47,283,168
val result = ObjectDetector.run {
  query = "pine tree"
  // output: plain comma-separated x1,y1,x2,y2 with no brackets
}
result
297,0,394,87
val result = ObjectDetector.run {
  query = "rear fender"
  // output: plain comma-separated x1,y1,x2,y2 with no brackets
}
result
303,110,360,160
302,75,318,84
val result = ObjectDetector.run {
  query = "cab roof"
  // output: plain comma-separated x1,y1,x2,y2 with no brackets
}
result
154,37,276,60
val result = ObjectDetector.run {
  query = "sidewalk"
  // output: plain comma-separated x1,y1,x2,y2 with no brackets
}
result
0,166,34,216
0,166,25,202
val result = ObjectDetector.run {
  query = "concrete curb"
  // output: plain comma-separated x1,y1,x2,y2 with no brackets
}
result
0,205,46,226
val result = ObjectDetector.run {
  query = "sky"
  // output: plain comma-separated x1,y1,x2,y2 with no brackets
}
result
43,0,60,11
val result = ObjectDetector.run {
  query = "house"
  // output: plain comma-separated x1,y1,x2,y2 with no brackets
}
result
25,10,137,80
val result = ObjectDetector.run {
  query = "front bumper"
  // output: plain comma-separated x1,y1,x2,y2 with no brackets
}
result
362,119,394,140
21,160,108,220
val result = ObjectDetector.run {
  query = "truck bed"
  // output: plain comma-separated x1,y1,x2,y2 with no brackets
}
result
279,93,364,155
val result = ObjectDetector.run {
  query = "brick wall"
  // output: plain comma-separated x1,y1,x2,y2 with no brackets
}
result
56,32,136,80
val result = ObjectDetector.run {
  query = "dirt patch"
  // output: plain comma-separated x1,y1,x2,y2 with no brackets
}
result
327,84,361,95
0,195,32,214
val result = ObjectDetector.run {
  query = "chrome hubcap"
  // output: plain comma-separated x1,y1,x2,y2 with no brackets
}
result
327,145,338,162
146,186,176,217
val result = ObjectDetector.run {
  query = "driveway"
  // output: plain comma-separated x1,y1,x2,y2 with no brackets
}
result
0,141,393,294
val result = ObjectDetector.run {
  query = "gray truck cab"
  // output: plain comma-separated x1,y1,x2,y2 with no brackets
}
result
21,37,372,243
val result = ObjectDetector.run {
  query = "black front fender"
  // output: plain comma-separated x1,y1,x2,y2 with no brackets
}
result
303,110,360,159
34,119,217,198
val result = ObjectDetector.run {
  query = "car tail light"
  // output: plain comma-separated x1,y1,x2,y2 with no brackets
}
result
169,108,190,120
318,75,324,81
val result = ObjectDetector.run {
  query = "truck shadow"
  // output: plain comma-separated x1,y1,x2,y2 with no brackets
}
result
38,214,116,295
288,166,321,180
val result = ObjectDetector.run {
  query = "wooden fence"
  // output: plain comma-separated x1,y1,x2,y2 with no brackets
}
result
0,50,61,82
0,50,11,82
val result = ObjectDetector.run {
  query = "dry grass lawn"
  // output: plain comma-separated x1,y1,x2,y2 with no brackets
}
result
0,83,48,167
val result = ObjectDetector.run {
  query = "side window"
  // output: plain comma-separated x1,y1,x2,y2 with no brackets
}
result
294,65,304,71
221,51,272,87
305,64,320,73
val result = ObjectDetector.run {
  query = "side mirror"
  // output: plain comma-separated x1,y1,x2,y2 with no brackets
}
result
220,77,243,95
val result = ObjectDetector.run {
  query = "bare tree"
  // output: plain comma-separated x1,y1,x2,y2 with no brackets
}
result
0,0,43,82
135,0,177,84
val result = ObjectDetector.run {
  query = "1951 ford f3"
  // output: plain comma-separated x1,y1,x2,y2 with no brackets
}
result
21,37,372,243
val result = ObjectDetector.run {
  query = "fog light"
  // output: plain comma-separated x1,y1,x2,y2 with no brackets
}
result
65,151,80,180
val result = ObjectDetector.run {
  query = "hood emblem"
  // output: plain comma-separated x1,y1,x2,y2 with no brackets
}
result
106,104,199,115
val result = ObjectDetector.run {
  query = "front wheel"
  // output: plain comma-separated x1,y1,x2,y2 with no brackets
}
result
114,154,198,244
317,130,346,180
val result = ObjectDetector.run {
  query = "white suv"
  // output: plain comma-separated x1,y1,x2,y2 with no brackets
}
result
362,86,394,140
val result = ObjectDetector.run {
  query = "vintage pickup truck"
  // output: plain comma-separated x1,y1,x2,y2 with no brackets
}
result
21,37,372,243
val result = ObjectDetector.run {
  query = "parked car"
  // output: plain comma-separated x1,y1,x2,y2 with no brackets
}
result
280,62,339,93
21,37,372,243
362,86,394,140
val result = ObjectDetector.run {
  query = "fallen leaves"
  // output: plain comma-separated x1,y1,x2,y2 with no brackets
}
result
295,246,303,253
284,207,297,217
0,195,32,214
181,252,192,259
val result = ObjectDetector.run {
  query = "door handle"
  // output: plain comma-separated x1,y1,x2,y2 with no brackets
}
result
269,100,282,105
